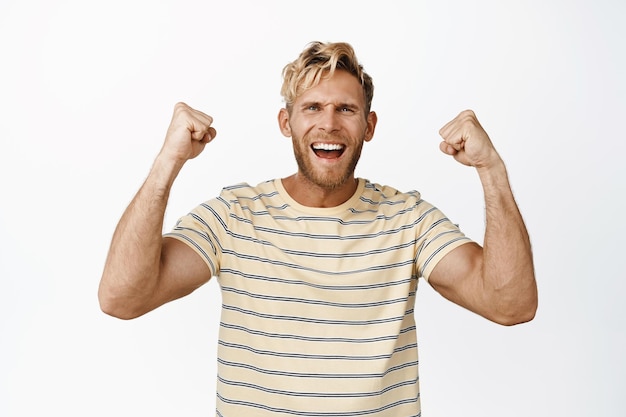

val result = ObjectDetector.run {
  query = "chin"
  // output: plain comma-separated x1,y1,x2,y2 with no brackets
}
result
308,171,355,190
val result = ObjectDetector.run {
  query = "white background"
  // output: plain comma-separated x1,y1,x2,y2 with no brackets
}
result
1,1,624,416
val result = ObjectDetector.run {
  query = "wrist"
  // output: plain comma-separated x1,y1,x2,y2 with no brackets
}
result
476,158,510,191
147,152,186,194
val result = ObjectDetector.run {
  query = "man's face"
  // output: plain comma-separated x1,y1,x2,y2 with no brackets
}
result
278,70,377,190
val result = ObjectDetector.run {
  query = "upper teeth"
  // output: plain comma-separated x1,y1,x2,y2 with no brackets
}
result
313,143,343,151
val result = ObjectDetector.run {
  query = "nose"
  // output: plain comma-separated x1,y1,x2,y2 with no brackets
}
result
318,105,341,133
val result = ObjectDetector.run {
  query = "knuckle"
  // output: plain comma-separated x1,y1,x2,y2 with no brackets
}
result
173,102,191,116
460,109,476,120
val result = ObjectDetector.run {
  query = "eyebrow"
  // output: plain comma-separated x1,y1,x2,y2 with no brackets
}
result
299,101,360,110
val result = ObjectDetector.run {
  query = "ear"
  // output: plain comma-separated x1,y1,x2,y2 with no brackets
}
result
278,108,291,137
364,111,378,142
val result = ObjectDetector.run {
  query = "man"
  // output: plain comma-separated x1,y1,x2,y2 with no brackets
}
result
99,41,537,416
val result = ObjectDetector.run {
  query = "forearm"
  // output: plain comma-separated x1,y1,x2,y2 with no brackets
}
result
98,155,184,318
477,160,537,324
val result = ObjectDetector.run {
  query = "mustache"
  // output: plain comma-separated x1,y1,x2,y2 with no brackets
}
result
306,133,349,143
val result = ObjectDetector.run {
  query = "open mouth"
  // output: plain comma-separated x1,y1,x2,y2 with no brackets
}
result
312,143,345,159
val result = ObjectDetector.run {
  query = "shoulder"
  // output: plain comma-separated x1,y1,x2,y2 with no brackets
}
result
217,180,276,201
216,179,285,213
220,180,270,197
360,179,423,209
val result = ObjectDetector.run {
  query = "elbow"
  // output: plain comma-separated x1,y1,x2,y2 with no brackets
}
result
491,295,538,327
488,272,539,326
98,294,140,320
99,298,139,320
493,307,536,326
98,282,146,320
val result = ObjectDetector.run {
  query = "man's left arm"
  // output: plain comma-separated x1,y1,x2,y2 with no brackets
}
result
428,110,538,326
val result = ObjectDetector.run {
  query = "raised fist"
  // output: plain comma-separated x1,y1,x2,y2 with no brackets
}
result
161,102,217,163
438,110,500,169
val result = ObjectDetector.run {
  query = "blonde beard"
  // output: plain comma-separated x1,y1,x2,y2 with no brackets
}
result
291,135,364,190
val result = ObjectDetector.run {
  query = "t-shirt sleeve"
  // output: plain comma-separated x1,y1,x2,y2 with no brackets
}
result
414,199,474,281
163,195,230,277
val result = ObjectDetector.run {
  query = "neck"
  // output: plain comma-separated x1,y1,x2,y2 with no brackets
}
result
281,174,359,208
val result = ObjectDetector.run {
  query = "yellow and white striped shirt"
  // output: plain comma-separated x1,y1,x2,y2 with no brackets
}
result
166,178,471,417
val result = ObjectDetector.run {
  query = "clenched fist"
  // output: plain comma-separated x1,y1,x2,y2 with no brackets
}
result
439,110,500,170
160,102,217,164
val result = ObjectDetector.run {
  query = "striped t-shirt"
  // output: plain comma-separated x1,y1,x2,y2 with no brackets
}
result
165,178,471,417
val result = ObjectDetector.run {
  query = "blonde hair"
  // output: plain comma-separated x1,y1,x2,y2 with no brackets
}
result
281,41,374,114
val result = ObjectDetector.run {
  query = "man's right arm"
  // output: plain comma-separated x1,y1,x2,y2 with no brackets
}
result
98,103,217,319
